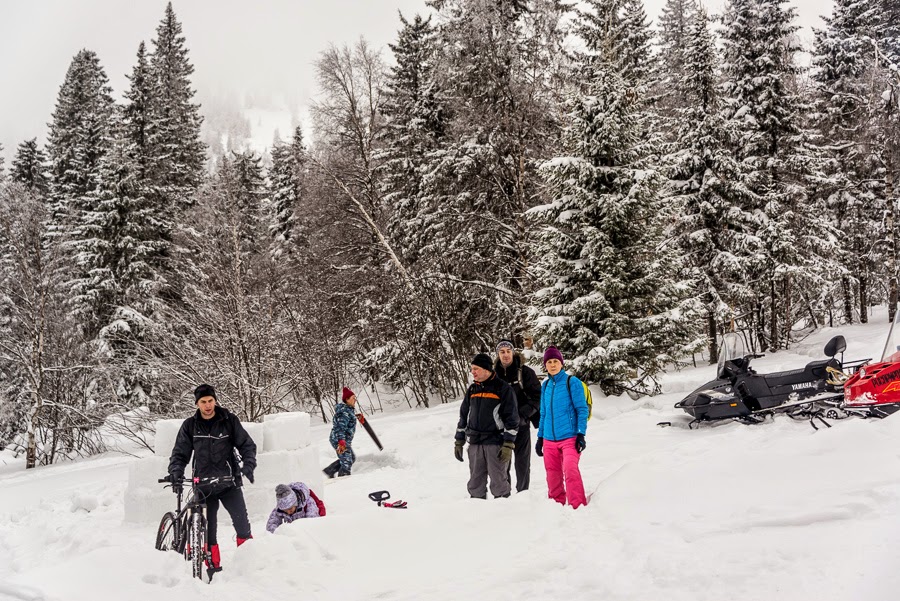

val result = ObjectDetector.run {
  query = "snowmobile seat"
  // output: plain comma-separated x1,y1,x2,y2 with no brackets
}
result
823,335,846,359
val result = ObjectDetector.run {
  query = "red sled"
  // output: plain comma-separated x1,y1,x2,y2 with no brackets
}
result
843,307,900,417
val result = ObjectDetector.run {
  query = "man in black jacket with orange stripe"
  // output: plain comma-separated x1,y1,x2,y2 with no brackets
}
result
454,353,519,498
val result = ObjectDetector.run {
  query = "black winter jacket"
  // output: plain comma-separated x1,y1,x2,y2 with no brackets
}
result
494,353,541,425
455,373,519,445
168,405,257,488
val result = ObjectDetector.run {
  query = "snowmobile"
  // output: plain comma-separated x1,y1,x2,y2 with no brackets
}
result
674,332,853,427
842,307,900,418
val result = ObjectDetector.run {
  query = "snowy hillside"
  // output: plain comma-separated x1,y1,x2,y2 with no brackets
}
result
2,317,900,601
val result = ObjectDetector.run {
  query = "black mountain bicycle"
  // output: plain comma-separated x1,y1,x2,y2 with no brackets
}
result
155,475,233,581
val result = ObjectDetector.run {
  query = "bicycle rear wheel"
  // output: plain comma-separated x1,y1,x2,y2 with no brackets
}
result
188,512,207,580
155,512,177,551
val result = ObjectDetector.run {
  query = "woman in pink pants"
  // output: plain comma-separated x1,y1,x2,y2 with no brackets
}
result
536,346,589,508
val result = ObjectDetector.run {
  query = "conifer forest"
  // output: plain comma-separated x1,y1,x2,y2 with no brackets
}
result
1,0,899,467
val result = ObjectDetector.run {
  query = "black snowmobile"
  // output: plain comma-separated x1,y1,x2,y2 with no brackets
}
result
674,333,852,426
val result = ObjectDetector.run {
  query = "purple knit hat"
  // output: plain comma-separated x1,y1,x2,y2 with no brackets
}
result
543,346,564,366
276,484,299,511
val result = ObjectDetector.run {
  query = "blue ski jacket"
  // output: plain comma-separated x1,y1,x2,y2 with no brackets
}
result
538,370,588,442
329,402,356,446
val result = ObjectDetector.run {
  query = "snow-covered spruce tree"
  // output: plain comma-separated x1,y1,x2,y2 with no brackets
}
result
148,2,205,208
46,49,115,236
420,0,566,342
212,151,267,256
811,0,882,324
122,40,176,300
880,0,900,64
11,139,49,195
530,58,701,395
653,0,697,128
576,0,652,90
381,12,446,267
77,125,168,404
0,143,4,180
616,0,653,88
668,7,761,361
720,0,838,349
268,126,308,259
123,42,154,181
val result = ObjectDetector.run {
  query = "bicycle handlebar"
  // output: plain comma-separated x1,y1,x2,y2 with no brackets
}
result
157,475,235,485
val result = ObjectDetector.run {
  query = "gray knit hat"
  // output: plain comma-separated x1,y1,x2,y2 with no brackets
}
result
276,484,300,511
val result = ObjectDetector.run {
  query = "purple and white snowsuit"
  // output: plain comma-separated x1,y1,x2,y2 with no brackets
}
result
265,482,321,533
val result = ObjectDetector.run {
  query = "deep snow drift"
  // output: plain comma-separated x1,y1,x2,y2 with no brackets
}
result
2,316,900,601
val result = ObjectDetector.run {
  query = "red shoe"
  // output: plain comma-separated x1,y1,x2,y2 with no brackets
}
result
236,535,253,547
206,544,222,572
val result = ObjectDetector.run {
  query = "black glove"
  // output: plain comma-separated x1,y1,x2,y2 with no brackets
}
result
498,440,515,463
168,472,184,494
241,464,255,484
575,433,586,454
454,439,465,462
535,437,543,457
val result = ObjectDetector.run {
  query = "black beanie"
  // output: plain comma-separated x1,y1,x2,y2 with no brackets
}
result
471,353,494,372
194,383,217,402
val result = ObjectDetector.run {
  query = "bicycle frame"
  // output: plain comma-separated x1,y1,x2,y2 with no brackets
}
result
156,475,233,580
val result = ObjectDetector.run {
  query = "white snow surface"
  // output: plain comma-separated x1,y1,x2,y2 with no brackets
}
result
2,319,900,600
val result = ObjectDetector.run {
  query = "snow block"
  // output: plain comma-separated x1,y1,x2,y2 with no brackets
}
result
124,455,174,523
243,446,323,522
242,421,265,454
153,418,185,457
262,411,310,452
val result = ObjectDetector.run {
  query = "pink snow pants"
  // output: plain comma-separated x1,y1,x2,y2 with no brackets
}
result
543,437,587,509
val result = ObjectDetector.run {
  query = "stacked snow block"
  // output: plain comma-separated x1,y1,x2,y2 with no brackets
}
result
262,411,310,452
124,455,172,524
124,412,321,526
151,418,185,462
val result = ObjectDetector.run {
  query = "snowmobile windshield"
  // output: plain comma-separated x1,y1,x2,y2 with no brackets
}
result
717,333,749,379
881,304,900,363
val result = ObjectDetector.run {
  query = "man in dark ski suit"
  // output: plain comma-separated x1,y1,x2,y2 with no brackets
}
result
494,339,541,492
454,353,519,498
168,383,257,574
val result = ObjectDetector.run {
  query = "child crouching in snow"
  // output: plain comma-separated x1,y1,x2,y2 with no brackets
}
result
266,482,326,533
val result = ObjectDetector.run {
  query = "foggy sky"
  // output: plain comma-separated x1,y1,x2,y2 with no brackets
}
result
0,0,830,163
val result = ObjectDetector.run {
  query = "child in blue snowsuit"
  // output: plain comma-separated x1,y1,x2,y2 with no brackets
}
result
323,387,357,478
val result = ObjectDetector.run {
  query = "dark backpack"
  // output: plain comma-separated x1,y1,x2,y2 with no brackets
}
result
505,363,541,427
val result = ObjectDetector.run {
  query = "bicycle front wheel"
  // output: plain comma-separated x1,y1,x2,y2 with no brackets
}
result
188,512,207,580
155,512,177,551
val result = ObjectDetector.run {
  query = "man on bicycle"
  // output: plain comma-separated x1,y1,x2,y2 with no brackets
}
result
168,383,257,575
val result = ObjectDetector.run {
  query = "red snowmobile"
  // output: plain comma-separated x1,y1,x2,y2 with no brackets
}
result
842,309,900,417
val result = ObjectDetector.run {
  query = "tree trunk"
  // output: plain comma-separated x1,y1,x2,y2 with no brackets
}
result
841,276,853,324
860,273,868,323
782,276,792,349
707,308,718,365
769,279,779,351
754,302,766,354
887,166,898,323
